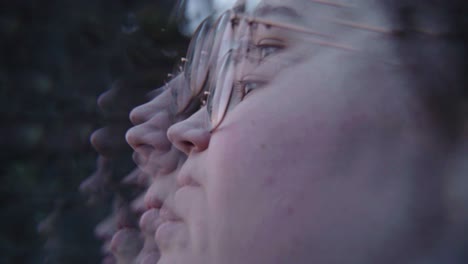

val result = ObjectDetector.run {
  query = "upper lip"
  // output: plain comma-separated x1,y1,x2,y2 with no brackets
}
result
176,162,200,188
145,194,164,210
159,203,181,222
132,151,147,168
177,172,197,187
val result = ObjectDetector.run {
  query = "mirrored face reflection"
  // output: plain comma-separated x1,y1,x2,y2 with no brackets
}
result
163,0,453,264
126,74,200,263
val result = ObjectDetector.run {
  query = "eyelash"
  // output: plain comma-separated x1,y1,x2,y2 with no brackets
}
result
241,81,261,95
254,34,285,58
198,81,258,108
234,79,267,103
198,37,284,108
241,41,284,93
258,44,283,59
225,41,284,102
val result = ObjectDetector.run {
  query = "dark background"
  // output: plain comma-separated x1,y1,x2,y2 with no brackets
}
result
0,0,188,263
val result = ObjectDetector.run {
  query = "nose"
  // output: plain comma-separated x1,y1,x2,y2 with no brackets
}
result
129,92,170,126
167,107,210,155
128,76,180,126
126,111,172,151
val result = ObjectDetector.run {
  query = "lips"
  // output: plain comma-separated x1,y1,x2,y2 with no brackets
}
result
154,204,186,251
110,228,143,259
159,203,182,222
140,189,164,226
144,189,164,210
176,171,200,187
130,193,147,215
155,220,186,251
139,208,162,235
156,203,182,231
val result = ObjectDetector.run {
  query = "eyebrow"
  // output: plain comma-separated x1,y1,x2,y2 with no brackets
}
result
253,5,302,21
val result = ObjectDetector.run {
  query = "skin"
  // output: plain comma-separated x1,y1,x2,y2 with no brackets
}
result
162,0,464,263
83,80,145,264
84,72,191,264
126,74,196,263
84,75,159,264
94,211,117,264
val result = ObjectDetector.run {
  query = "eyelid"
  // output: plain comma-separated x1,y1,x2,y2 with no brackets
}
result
238,75,267,96
255,38,285,60
256,37,284,46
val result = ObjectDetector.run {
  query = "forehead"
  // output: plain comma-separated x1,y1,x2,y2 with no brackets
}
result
230,0,340,29
231,0,391,31
230,0,340,39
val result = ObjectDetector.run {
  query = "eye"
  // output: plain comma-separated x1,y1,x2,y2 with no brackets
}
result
243,82,260,95
256,39,284,59
259,45,282,59
236,79,266,98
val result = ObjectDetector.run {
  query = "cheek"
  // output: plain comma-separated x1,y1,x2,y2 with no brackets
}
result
203,74,346,216
206,119,416,262
203,113,366,264
202,89,418,258
209,109,311,187
208,124,276,206
204,110,322,239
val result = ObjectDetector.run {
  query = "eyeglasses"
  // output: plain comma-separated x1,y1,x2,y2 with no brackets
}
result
177,2,446,132
179,8,347,131
173,12,227,115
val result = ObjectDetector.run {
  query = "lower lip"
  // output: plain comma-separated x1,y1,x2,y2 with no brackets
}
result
140,209,160,234
155,220,185,249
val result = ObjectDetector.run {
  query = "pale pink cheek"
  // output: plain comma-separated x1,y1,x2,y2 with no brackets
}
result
209,126,304,207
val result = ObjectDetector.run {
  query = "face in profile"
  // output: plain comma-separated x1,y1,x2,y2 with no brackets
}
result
159,0,459,263
126,74,199,263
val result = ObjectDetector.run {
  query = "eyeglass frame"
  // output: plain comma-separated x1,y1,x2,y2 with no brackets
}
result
175,5,446,133
177,9,350,129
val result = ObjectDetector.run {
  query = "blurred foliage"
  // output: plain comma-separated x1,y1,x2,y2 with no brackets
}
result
0,0,187,263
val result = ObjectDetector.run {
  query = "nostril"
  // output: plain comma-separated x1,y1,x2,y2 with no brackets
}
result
166,108,211,155
167,127,192,155
180,140,195,153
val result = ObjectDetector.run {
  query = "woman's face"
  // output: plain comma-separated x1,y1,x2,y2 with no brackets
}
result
162,0,444,263
126,74,195,263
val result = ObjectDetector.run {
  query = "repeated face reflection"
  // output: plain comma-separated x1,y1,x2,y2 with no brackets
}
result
152,0,457,264
126,74,199,263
